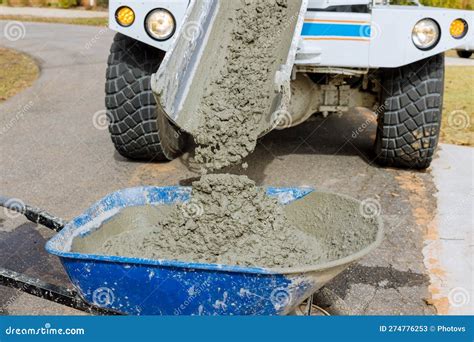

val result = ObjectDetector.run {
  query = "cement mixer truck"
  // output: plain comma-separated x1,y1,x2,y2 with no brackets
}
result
104,0,472,169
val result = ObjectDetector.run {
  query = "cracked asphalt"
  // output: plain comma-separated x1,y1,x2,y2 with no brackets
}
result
0,21,451,315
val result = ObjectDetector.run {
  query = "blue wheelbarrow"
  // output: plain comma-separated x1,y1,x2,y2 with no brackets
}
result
0,187,383,315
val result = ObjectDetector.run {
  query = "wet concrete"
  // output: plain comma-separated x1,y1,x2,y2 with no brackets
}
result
184,0,300,171
73,181,381,269
0,22,439,315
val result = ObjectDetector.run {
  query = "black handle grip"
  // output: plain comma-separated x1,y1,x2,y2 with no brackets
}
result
0,196,66,232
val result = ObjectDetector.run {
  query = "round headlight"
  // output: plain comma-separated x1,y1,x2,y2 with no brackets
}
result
115,6,135,27
145,9,176,41
412,18,440,50
450,19,468,39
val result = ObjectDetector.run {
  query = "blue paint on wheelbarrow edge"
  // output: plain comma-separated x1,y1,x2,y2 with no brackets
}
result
46,186,319,315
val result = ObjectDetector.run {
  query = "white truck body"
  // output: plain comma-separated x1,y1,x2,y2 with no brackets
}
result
109,0,473,69
456,36,474,51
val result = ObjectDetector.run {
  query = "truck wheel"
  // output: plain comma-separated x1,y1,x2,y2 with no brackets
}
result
457,50,472,59
375,54,444,169
105,33,187,161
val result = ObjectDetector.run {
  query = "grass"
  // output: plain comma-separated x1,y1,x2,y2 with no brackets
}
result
441,66,474,146
0,15,108,26
0,47,39,102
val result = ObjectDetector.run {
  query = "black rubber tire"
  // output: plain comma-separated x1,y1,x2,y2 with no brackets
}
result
375,54,444,169
105,33,187,161
457,50,472,59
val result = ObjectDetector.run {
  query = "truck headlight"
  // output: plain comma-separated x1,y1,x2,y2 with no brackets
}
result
412,18,440,50
145,9,176,41
450,19,468,39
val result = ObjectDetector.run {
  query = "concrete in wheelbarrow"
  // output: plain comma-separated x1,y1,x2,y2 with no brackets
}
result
0,21,455,315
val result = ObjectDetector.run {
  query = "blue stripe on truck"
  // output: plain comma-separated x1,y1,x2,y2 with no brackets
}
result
302,22,371,38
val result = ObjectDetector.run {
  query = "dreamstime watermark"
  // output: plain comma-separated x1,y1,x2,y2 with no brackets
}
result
92,287,115,307
173,127,186,140
3,21,26,42
360,21,381,40
359,198,382,219
181,200,204,219
2,198,25,219
448,287,470,308
83,27,109,52
76,27,109,62
270,287,292,310
4,323,85,336
181,21,204,42
351,102,386,140
0,101,34,136
447,110,470,130
92,110,112,130
271,109,293,130
174,280,211,315
1,283,29,311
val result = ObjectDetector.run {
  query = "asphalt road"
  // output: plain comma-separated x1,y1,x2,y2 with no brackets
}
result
0,21,454,315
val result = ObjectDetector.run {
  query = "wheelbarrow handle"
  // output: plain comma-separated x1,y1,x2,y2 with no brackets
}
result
0,195,66,232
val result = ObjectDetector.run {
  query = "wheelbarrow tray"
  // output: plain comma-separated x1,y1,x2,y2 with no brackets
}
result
45,186,383,316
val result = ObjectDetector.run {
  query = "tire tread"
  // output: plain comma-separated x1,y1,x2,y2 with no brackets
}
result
105,33,167,160
375,54,444,169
